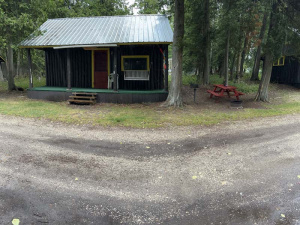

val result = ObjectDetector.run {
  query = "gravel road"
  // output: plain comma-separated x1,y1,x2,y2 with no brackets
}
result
0,114,299,225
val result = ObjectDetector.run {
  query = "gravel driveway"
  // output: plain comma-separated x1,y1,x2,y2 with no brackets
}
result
0,114,299,225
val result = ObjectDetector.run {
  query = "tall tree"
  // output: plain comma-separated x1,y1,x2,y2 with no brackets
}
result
0,0,71,90
165,0,184,106
203,0,211,85
184,0,215,84
255,0,298,101
251,12,268,81
224,30,230,86
0,0,131,91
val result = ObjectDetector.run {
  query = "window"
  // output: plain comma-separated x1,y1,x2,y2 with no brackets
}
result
121,55,150,80
273,56,285,66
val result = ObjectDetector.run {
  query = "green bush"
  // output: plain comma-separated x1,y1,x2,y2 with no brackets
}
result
0,76,46,91
182,75,198,85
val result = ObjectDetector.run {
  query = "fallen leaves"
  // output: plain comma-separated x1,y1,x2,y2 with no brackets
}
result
12,219,20,225
281,214,286,218
192,176,198,180
221,181,227,185
75,178,78,181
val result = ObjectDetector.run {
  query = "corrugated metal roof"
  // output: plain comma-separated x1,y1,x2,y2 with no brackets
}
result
20,15,173,48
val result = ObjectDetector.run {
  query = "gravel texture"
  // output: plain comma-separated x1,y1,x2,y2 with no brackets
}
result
0,114,300,224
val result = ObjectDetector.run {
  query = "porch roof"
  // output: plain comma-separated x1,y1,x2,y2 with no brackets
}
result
29,87,168,94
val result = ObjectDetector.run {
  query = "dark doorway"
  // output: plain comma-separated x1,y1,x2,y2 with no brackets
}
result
94,50,108,89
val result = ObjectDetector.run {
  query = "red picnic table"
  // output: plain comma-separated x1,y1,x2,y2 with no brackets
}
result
207,84,244,101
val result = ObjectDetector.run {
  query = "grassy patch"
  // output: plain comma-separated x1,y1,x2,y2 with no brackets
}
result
0,97,299,128
182,75,198,86
0,76,299,128
0,76,46,91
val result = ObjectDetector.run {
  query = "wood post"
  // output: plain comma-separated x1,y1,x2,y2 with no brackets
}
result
164,46,169,92
27,49,33,89
113,47,118,92
67,49,71,90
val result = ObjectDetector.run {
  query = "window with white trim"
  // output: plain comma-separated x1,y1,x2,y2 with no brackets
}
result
121,55,150,80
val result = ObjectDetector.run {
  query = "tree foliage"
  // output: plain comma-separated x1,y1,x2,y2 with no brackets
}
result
0,0,299,102
134,0,173,14
0,0,130,90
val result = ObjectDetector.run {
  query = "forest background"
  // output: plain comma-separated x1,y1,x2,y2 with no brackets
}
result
0,0,300,104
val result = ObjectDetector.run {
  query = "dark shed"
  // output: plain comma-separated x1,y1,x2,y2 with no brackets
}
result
271,56,300,88
271,43,300,88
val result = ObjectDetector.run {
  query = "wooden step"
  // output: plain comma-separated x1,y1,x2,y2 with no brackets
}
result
68,92,97,105
69,96,96,99
72,92,97,96
68,99,96,104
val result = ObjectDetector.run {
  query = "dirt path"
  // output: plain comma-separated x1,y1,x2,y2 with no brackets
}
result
0,114,299,224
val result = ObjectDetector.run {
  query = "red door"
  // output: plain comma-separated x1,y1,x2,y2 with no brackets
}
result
94,50,108,89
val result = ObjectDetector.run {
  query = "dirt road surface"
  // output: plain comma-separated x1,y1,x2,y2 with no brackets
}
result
0,114,299,225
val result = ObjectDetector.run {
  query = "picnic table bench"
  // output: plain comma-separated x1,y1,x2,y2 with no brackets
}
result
207,84,244,101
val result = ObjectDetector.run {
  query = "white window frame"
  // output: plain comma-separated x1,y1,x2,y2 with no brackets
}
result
121,55,150,81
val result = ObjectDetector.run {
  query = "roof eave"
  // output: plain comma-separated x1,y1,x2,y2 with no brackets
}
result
0,55,5,62
19,42,173,49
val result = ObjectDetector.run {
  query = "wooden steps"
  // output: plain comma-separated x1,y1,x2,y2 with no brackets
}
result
68,92,97,105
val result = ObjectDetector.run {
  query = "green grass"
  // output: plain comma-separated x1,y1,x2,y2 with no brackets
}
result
182,75,198,86
0,76,299,128
0,76,46,91
0,97,299,128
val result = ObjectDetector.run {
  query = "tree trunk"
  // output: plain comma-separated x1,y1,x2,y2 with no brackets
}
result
236,51,242,83
6,44,16,91
239,36,248,78
1,61,8,79
219,60,224,78
255,3,277,102
165,0,184,107
210,45,213,74
202,0,210,85
0,64,4,81
17,49,20,77
224,30,230,86
229,53,236,81
196,63,202,83
251,12,268,81
0,50,4,81
255,52,273,101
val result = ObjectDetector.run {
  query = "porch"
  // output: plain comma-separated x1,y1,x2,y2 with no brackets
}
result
28,87,168,104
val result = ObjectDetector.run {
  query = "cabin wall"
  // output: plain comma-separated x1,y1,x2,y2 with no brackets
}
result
45,49,67,87
45,45,166,90
271,56,300,87
45,48,92,88
71,48,92,88
117,45,166,90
